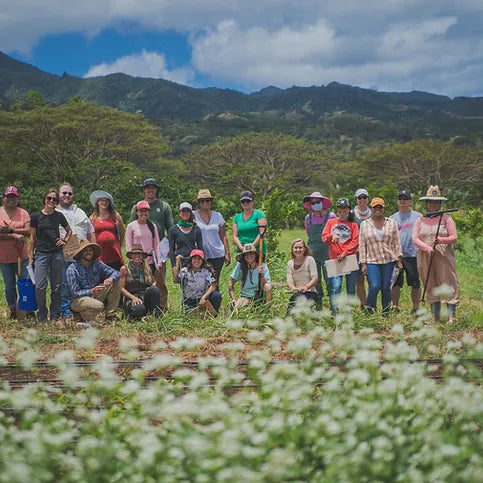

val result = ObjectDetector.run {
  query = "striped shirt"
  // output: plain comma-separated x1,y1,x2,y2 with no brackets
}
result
359,217,402,264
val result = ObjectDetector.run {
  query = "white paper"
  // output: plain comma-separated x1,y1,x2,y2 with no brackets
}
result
27,265,36,285
390,265,400,288
159,237,169,263
325,254,359,278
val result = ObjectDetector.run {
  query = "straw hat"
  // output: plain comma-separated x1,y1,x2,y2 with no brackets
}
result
126,244,149,259
72,240,102,260
419,185,447,201
194,189,215,202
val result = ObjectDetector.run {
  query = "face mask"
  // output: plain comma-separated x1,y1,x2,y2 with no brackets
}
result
311,202,323,211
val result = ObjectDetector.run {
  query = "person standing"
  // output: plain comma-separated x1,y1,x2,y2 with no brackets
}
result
89,190,125,270
303,191,335,309
359,197,403,314
390,189,422,313
412,186,458,323
29,188,72,322
130,178,173,311
353,188,372,309
322,198,359,314
56,183,96,319
193,189,230,283
232,191,267,255
67,240,121,325
0,186,30,320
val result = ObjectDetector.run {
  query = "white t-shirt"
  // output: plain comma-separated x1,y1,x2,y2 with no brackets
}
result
194,210,226,259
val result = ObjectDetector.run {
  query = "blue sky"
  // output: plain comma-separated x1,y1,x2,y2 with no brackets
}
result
1,1,482,96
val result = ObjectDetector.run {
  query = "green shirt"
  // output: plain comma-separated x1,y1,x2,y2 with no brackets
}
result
233,209,267,254
130,199,174,240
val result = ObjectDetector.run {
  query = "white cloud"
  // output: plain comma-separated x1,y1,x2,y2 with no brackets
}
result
84,50,194,85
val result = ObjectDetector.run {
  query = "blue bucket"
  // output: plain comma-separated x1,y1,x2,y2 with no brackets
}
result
17,278,37,311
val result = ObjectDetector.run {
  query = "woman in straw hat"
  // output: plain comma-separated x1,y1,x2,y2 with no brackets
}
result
89,190,125,270
193,189,230,283
412,186,459,322
303,191,336,308
120,244,161,319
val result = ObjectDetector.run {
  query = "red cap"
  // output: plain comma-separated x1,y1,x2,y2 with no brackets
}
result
136,200,150,211
4,186,19,197
189,249,205,259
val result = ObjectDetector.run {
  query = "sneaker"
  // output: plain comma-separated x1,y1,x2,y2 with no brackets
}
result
76,321,96,328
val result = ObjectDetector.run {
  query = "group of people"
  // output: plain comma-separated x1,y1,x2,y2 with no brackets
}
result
0,179,459,324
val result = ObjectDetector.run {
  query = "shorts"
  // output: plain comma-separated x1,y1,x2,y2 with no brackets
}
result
394,257,420,288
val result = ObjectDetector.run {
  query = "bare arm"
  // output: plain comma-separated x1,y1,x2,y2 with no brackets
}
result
219,224,231,265
29,227,36,265
232,222,244,251
120,266,142,305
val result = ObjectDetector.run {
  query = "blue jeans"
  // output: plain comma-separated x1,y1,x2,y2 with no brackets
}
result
330,269,358,314
61,261,74,317
0,259,29,308
366,262,396,313
183,290,222,314
34,251,64,321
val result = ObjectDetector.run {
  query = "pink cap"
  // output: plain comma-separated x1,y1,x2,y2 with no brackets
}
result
190,249,205,259
4,186,19,197
136,200,150,211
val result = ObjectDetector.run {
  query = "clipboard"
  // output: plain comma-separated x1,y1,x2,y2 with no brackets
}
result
325,254,359,278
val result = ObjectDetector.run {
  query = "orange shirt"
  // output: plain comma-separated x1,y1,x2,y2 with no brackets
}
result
0,207,30,263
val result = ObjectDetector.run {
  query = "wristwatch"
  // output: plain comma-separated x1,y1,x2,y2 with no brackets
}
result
8,228,14,234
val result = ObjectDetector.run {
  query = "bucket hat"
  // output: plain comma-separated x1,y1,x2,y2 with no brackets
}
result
89,190,114,208
303,191,332,211
126,244,149,259
72,240,102,260
140,178,160,189
419,185,447,201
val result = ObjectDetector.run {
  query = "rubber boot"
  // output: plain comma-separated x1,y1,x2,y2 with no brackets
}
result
430,302,441,322
447,304,457,324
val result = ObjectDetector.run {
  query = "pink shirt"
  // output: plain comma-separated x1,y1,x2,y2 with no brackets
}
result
413,215,457,252
0,207,30,263
125,220,161,266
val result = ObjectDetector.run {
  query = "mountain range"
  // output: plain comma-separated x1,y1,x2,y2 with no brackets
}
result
1,50,483,122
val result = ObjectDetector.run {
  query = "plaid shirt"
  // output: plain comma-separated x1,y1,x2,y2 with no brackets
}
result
66,260,121,298
359,217,402,264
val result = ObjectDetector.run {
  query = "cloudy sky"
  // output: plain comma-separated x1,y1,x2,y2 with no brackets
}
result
1,0,482,96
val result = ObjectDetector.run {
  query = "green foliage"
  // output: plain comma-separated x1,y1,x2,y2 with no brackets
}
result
453,208,483,259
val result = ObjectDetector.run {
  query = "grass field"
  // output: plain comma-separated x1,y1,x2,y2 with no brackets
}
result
0,229,481,359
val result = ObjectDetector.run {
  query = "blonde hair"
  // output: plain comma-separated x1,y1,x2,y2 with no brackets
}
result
290,239,312,259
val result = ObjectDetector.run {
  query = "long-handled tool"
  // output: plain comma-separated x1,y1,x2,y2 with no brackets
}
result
421,208,458,303
255,223,267,302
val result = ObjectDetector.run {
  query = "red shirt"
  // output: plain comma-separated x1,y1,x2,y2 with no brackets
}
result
322,218,359,260
0,207,30,263
92,216,124,265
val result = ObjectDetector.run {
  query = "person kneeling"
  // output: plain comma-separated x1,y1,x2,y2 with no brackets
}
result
120,244,162,319
173,250,221,316
67,240,121,325
228,244,272,312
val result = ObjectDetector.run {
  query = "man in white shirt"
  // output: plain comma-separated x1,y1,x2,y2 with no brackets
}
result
57,183,96,318
390,189,422,313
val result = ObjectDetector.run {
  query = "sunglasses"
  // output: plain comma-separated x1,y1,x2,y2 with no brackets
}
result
180,208,192,213
241,199,252,204
372,205,384,209
310,200,322,205
398,196,410,201
199,198,212,203
5,194,18,199
357,195,368,200
46,196,58,202
62,191,73,196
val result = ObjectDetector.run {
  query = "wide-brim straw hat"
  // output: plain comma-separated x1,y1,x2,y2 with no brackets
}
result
303,191,332,211
72,239,102,260
126,244,149,259
419,185,447,201
90,190,114,208
194,189,215,203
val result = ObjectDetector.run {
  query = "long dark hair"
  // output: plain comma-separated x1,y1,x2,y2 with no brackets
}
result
238,253,258,287
93,198,118,219
186,257,216,278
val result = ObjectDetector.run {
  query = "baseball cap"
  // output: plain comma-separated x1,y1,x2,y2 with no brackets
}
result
371,197,385,208
3,186,19,197
240,191,254,201
136,200,151,211
336,198,350,208
355,188,369,198
190,249,205,259
179,202,193,211
398,189,412,199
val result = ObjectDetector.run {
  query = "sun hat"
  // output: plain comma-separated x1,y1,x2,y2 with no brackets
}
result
140,178,160,189
3,186,19,197
72,240,102,260
336,198,351,208
303,191,332,211
240,191,254,202
236,243,258,262
371,197,385,208
189,249,205,259
136,200,150,211
179,202,193,211
195,189,215,202
89,190,114,208
126,244,149,259
355,188,369,198
419,185,447,201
